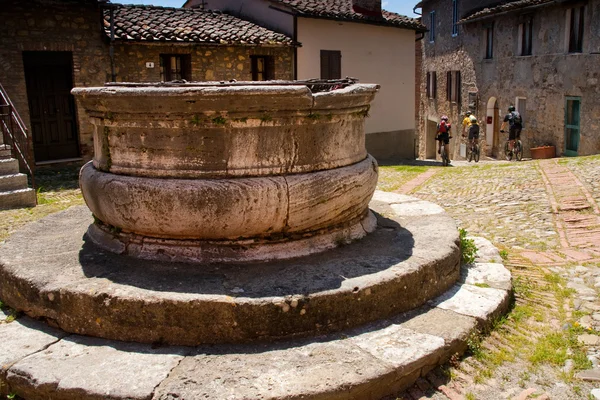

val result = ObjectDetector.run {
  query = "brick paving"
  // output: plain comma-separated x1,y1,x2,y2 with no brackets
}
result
389,156,600,400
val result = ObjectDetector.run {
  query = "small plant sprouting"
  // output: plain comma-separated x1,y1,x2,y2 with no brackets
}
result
212,115,227,125
306,113,321,120
190,114,202,126
259,114,273,123
499,249,509,260
459,228,477,265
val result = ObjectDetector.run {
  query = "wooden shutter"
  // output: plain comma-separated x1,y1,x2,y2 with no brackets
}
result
446,71,452,101
320,50,341,79
266,56,275,80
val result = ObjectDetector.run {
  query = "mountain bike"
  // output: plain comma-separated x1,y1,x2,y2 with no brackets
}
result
437,136,452,166
501,130,522,161
467,138,480,163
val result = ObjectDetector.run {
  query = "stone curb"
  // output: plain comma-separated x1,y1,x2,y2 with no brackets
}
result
0,237,511,400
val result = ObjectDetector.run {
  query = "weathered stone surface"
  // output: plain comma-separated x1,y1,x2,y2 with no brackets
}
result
73,84,378,177
576,369,600,382
7,335,188,400
460,262,512,291
472,236,502,263
0,317,66,369
579,334,600,346
398,307,478,360
430,284,510,327
0,192,460,346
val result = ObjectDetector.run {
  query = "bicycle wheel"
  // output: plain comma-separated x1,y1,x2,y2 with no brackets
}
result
441,146,448,166
474,144,480,163
504,141,512,161
467,145,473,162
515,140,523,161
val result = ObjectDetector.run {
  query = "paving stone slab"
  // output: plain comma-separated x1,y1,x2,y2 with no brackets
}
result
6,336,189,400
429,284,510,327
460,262,512,291
471,236,502,263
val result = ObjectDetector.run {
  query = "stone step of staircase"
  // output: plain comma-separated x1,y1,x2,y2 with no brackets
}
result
0,188,36,210
0,158,18,175
0,146,11,160
0,173,29,192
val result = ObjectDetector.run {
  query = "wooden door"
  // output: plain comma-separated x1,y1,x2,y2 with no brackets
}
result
565,96,581,156
23,52,79,162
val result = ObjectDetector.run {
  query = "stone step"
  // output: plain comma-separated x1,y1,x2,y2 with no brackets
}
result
0,192,463,347
0,188,36,210
0,147,11,160
0,253,511,400
0,173,29,192
0,158,18,175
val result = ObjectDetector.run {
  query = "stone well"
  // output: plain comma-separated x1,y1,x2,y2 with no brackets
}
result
73,82,380,263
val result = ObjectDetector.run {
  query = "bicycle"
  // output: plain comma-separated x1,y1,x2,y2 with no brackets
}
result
436,136,452,166
466,138,480,163
501,130,522,161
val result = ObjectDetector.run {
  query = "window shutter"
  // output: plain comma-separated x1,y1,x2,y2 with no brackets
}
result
266,56,275,80
433,72,437,99
457,71,462,103
331,51,341,79
426,72,431,98
320,51,330,79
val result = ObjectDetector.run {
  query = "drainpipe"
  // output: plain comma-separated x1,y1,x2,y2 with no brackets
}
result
109,6,116,82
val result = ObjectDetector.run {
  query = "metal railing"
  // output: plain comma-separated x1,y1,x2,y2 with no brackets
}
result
0,82,36,197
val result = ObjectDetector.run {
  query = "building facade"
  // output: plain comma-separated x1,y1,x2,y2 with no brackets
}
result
0,0,294,164
417,0,600,159
186,0,427,160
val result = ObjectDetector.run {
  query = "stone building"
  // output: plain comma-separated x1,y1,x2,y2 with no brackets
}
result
0,0,294,164
417,0,600,159
185,0,427,160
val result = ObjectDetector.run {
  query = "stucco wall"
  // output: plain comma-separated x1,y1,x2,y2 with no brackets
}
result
296,17,416,159
113,44,293,83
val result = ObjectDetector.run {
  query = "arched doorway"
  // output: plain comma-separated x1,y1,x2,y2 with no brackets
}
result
486,97,500,157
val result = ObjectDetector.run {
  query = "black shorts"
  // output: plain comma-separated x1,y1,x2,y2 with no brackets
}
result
468,132,479,141
509,127,522,141
437,132,450,144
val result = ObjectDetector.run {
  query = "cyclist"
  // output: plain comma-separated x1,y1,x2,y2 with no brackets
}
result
436,115,451,159
462,111,472,136
500,105,523,153
466,115,480,151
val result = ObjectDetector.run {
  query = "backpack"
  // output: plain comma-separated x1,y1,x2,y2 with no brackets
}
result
438,121,450,134
510,111,522,127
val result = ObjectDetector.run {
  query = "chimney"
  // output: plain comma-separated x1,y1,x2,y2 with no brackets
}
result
352,0,382,17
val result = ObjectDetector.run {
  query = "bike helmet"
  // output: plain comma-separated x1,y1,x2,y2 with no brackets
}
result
465,111,472,117
508,105,516,112
441,115,449,121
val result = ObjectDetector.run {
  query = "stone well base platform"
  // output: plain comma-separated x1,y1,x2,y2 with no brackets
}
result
0,238,511,400
0,192,464,346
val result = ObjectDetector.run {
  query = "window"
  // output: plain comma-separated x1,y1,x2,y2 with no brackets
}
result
568,6,584,53
426,71,437,99
251,56,274,81
484,24,494,59
160,54,191,81
452,0,459,36
429,11,436,42
519,17,533,56
516,97,526,128
320,50,341,79
447,71,461,103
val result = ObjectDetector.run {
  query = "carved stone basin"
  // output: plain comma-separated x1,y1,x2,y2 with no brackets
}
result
73,82,380,263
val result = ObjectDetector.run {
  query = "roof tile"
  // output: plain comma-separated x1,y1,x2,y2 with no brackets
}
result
104,5,294,45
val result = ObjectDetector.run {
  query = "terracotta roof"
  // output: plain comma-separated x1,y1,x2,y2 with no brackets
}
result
271,0,427,31
103,5,294,45
460,0,555,23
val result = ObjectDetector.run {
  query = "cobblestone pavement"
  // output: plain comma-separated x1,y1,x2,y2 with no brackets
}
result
388,156,600,400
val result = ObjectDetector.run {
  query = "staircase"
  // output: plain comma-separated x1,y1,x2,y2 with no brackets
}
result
0,83,36,210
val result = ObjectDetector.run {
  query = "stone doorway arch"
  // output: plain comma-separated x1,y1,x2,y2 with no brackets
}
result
486,97,500,157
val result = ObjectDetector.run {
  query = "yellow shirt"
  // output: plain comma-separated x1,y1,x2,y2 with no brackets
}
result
462,116,472,130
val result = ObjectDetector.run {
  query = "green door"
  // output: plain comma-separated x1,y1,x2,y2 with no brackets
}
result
565,97,581,156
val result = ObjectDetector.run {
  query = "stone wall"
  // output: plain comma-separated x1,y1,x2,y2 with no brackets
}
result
419,0,600,159
0,0,109,162
113,44,293,83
